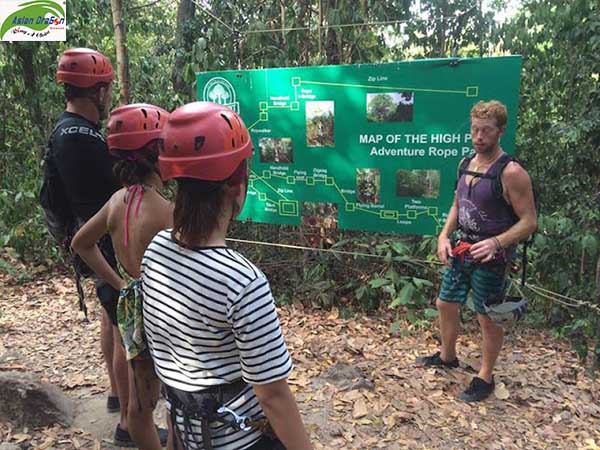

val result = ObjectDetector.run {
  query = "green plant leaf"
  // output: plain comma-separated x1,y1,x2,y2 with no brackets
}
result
369,278,390,288
581,235,598,257
390,283,415,308
424,308,438,318
391,240,408,255
412,277,434,288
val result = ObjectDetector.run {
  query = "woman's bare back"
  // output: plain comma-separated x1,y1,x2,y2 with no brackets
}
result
106,186,173,279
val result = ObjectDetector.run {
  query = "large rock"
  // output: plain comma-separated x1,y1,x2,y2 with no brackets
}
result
0,371,73,427
319,362,376,391
321,362,364,382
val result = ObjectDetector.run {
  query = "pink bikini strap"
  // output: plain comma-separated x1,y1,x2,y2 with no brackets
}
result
124,184,144,247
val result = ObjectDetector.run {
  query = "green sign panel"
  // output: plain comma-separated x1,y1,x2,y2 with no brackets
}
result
197,56,521,236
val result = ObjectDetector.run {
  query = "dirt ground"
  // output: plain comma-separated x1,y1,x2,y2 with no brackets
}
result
1,270,600,450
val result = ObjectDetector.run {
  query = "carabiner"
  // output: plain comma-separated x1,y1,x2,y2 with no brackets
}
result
217,406,252,432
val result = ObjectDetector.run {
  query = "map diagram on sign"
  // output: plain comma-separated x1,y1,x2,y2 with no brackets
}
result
197,57,522,236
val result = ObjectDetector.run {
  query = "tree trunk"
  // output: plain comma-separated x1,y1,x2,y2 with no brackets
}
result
12,44,44,141
324,0,340,64
172,0,196,98
437,0,449,57
592,255,600,374
317,0,322,56
280,0,286,47
299,0,310,65
325,29,339,64
110,0,130,105
478,0,484,56
596,255,600,298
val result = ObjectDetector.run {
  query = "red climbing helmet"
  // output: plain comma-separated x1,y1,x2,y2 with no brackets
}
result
107,103,170,151
159,102,253,181
56,48,114,88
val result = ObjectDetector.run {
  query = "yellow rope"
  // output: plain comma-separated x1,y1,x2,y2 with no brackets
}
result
226,237,440,264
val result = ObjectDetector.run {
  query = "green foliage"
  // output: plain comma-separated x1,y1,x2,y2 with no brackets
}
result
403,0,502,58
504,0,600,214
358,237,439,326
502,0,600,364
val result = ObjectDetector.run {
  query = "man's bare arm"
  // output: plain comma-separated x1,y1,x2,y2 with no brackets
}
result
470,162,537,262
496,162,537,247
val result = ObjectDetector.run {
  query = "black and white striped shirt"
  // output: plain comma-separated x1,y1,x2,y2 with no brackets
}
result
141,230,293,449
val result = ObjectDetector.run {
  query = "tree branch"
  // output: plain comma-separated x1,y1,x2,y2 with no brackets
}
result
127,0,161,13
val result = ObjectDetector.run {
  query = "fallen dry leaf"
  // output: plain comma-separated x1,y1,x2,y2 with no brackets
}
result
494,382,510,400
2,269,600,450
352,398,368,419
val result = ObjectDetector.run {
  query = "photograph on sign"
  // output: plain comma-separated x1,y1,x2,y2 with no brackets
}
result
259,137,294,163
302,202,339,230
367,92,414,122
396,170,441,199
306,101,335,147
357,169,381,204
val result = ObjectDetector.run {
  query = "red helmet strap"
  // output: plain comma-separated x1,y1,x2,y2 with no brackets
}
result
96,85,111,116
225,160,249,221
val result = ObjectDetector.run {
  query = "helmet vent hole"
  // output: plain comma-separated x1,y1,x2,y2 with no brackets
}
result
194,136,205,152
220,114,233,129
157,111,161,120
141,108,148,118
91,55,97,64
231,138,235,148
144,123,147,129
115,120,123,131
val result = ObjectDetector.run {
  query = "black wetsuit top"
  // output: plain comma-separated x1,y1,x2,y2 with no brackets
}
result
51,111,120,221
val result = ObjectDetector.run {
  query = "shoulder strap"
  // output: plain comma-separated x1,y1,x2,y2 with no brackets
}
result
487,153,516,199
458,155,474,177
455,155,474,189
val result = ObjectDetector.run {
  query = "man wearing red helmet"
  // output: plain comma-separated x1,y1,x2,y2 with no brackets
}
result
48,48,131,443
142,102,312,450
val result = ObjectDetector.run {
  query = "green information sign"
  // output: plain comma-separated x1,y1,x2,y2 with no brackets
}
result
197,56,521,236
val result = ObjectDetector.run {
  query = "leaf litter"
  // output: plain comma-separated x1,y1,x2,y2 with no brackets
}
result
1,269,600,449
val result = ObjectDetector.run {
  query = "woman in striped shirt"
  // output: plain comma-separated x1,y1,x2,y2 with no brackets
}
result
142,102,312,450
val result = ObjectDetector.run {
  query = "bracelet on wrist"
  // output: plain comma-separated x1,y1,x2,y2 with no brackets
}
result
492,237,502,249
